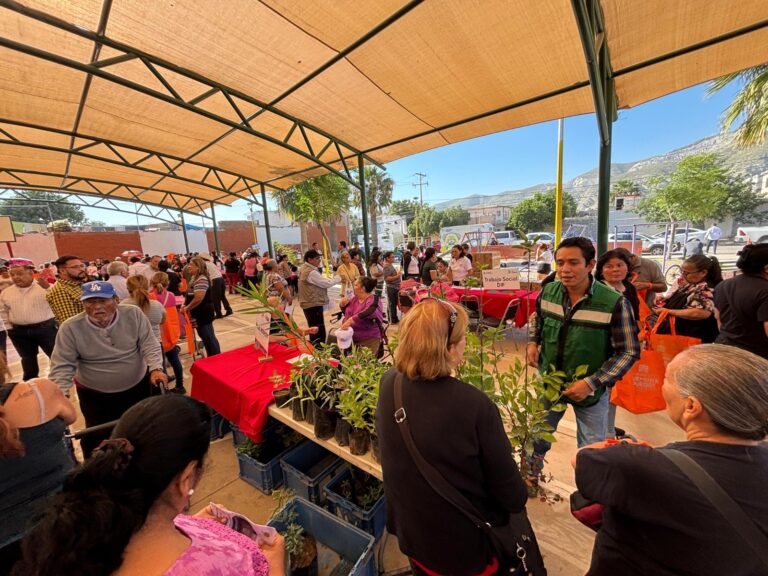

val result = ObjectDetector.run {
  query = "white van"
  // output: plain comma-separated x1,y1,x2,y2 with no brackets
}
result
493,230,518,245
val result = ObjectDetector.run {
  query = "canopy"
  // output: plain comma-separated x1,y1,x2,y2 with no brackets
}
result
0,0,766,219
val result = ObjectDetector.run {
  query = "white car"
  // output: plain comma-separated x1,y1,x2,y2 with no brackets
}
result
511,232,555,245
734,226,768,244
643,228,705,255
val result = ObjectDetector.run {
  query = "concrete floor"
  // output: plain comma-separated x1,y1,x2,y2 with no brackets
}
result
12,288,685,575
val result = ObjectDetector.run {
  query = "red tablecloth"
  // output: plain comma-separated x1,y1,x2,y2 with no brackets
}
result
190,343,300,442
457,288,539,327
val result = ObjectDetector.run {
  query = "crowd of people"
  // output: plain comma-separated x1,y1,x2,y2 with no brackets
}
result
0,235,767,575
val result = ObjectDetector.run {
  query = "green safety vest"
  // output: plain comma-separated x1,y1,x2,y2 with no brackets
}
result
539,278,622,407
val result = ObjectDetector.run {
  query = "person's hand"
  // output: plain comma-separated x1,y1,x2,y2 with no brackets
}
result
261,532,285,575
652,307,664,315
305,326,319,335
339,297,348,308
563,379,593,402
526,343,539,368
149,369,168,388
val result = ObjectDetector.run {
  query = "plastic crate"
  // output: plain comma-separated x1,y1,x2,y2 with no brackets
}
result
237,437,309,495
268,497,376,576
280,441,343,505
324,468,386,540
231,417,281,446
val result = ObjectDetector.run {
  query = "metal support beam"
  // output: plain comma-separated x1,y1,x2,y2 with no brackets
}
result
358,155,370,258
179,211,189,253
570,0,616,254
210,202,220,257
260,183,273,259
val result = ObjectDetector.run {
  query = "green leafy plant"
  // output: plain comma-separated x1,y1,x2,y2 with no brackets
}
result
235,438,262,460
270,488,306,559
336,346,387,434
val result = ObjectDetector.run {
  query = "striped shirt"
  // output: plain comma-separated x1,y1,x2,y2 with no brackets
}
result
0,282,55,326
530,278,640,390
45,279,84,325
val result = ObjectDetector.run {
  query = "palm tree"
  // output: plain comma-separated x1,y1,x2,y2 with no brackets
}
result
270,187,309,252
353,167,394,246
707,64,768,147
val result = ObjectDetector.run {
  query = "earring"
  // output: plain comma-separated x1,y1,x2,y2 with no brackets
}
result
188,489,195,497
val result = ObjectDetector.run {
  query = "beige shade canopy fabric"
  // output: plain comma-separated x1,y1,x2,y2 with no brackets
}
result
0,0,766,214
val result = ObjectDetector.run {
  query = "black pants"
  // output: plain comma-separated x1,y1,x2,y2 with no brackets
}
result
76,374,152,458
211,277,232,317
303,306,326,345
705,239,718,253
164,345,184,388
8,319,57,381
386,286,400,323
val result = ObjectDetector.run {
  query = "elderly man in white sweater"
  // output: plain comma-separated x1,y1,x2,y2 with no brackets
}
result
48,280,167,456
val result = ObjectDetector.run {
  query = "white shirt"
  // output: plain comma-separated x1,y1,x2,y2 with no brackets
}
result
0,282,55,326
129,262,149,277
450,256,473,282
705,226,722,240
142,265,160,282
204,261,223,279
107,275,131,300
407,256,420,275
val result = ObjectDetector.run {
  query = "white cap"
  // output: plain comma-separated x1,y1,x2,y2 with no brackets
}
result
198,252,212,261
335,327,354,350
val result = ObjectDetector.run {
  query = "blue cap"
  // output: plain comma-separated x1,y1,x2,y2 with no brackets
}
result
80,281,117,301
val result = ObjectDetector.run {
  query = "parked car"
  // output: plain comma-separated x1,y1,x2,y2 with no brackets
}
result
492,230,518,245
512,232,555,246
643,228,705,255
607,232,654,244
734,226,768,244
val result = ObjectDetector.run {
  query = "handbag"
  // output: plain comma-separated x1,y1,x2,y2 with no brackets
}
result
610,339,666,414
393,375,546,575
649,309,701,366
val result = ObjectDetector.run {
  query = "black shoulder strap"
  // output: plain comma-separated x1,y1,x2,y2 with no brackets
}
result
660,448,768,568
393,373,486,528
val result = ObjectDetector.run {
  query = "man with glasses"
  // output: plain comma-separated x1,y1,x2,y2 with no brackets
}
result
49,281,166,456
46,255,89,325
298,249,340,345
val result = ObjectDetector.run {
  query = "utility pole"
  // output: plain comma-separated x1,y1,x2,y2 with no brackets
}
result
413,172,428,245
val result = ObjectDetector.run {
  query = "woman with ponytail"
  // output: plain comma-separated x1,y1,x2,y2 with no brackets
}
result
13,395,284,576
0,357,76,573
122,275,166,346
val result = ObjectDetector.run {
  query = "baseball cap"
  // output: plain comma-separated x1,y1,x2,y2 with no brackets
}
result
7,258,35,269
80,281,117,300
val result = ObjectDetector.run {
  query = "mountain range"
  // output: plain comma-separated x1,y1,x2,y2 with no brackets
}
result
433,133,768,213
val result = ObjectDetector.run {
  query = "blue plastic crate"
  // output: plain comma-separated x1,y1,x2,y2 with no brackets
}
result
268,497,376,576
232,417,282,446
324,468,386,540
280,441,343,505
237,438,309,495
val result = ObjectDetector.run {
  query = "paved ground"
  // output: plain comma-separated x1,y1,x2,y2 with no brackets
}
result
11,288,684,575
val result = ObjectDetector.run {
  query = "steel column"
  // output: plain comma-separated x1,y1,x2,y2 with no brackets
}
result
260,183,274,258
596,87,613,256
358,155,371,258
210,202,220,257
179,211,190,253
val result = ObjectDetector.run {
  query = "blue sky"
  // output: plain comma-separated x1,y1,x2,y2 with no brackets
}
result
86,81,739,225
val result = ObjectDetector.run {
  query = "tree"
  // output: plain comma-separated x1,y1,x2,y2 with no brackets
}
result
635,153,763,224
506,189,577,234
438,206,471,228
407,204,440,239
707,64,768,147
288,174,350,255
0,190,88,224
389,199,419,225
352,167,394,245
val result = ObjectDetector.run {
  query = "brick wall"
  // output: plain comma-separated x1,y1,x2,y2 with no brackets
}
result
306,224,349,251
54,231,142,261
0,232,59,264
205,221,255,255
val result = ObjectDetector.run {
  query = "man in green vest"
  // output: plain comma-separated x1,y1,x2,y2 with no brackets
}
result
526,237,639,486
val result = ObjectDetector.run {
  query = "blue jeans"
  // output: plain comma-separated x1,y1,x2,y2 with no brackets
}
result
196,322,221,356
532,390,610,457
164,345,184,388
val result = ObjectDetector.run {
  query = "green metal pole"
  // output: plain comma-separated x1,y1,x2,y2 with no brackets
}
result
358,155,371,258
260,183,274,258
210,202,221,257
596,62,614,257
179,211,190,253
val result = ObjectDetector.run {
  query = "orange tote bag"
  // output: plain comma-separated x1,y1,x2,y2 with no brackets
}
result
611,341,667,414
649,309,701,366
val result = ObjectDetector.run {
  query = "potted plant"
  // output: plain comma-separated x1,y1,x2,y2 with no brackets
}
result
270,488,318,576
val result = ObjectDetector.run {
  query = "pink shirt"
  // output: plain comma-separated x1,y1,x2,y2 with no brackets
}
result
164,515,269,576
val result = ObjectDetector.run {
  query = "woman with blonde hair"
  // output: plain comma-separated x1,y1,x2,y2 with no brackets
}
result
151,272,185,394
376,298,530,575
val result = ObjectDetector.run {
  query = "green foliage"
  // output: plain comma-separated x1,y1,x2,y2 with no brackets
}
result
270,489,305,558
610,179,641,204
708,64,768,147
389,199,420,224
507,189,577,234
636,153,763,224
273,242,300,266
0,191,88,224
407,204,441,238
336,346,386,434
236,438,262,459
438,206,471,228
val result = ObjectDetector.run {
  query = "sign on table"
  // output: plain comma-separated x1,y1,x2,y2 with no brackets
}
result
253,311,271,353
481,268,520,290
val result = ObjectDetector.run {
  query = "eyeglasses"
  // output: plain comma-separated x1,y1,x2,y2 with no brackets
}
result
681,268,702,277
429,298,457,347
66,264,86,269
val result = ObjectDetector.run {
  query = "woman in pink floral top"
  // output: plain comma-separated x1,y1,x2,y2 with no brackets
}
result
13,395,285,576
652,254,722,343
